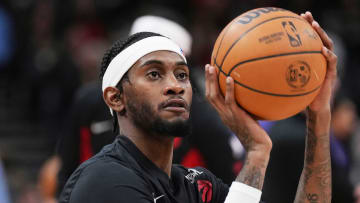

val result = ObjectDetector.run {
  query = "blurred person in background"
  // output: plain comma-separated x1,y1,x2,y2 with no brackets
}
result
344,99,360,202
37,0,109,201
329,96,357,202
0,1,67,202
1,0,105,202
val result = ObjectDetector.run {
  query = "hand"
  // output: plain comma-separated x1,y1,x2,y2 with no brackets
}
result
204,64,272,153
301,11,338,114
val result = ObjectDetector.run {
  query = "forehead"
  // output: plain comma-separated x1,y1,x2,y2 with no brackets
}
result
135,50,186,67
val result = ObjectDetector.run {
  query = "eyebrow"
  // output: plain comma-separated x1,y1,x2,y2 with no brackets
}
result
140,60,163,68
140,60,188,68
175,61,188,67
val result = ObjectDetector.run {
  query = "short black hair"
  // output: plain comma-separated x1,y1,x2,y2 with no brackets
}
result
100,32,163,134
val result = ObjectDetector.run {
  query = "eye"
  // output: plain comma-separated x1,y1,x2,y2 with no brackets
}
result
176,72,188,81
147,71,161,80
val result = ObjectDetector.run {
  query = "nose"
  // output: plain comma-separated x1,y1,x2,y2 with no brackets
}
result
163,76,185,96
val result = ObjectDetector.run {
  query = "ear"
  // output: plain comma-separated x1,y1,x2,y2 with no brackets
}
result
103,87,125,114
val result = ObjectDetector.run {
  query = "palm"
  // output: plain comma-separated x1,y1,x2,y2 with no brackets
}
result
301,12,337,113
205,65,272,152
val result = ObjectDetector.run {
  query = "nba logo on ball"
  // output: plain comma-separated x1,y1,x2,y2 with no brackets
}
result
211,7,326,120
281,21,302,47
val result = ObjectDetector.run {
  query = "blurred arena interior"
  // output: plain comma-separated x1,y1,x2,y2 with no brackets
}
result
0,0,359,203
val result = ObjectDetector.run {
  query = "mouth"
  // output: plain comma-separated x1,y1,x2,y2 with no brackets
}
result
160,98,189,113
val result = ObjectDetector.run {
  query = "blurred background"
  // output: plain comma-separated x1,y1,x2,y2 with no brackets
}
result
0,0,359,203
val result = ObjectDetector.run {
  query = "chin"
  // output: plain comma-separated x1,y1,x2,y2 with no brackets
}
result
162,111,190,121
171,114,190,121
152,115,192,138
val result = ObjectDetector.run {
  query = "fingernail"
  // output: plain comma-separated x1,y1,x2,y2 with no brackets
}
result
312,21,319,27
306,11,311,15
209,66,214,74
205,64,209,71
323,46,328,52
226,77,231,84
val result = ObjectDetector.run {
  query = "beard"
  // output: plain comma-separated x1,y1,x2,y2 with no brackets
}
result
126,96,192,138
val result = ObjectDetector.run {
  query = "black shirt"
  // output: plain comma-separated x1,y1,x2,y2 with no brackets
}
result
59,136,229,203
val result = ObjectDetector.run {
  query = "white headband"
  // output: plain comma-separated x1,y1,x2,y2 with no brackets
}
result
102,36,187,114
102,36,187,92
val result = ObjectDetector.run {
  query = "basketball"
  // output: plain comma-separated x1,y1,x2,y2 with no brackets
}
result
211,7,327,120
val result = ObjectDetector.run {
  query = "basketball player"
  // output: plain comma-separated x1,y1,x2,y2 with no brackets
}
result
59,12,337,203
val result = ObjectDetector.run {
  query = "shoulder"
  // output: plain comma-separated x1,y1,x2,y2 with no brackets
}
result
83,157,145,182
60,156,151,203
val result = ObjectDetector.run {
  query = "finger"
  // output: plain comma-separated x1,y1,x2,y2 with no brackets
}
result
300,11,313,24
208,65,224,105
312,21,334,51
205,64,210,99
224,77,236,107
305,11,314,22
301,13,311,24
223,76,251,117
322,46,337,78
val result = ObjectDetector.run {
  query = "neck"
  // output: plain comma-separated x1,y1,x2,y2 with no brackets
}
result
119,118,174,177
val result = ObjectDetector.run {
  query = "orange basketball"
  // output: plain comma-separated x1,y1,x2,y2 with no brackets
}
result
211,7,326,120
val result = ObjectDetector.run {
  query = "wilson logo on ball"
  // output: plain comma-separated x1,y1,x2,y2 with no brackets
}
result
286,61,311,89
236,7,285,24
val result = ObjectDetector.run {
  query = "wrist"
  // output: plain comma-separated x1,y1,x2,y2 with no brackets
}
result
246,149,271,166
307,107,331,120
307,109,331,134
247,141,272,156
236,149,270,190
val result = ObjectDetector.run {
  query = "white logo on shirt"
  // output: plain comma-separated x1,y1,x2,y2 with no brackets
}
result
153,193,164,203
185,168,203,183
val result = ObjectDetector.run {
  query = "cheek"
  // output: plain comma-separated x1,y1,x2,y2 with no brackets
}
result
185,84,193,105
133,85,161,107
141,84,161,98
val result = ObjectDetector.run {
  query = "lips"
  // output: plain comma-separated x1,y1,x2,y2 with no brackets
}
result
160,98,189,113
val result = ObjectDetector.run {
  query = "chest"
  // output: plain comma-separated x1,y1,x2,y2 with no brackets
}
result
147,170,213,203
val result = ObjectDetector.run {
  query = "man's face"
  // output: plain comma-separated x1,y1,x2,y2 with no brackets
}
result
122,50,192,137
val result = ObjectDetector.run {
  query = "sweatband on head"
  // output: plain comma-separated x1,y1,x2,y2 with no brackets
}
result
224,182,262,203
102,36,187,114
